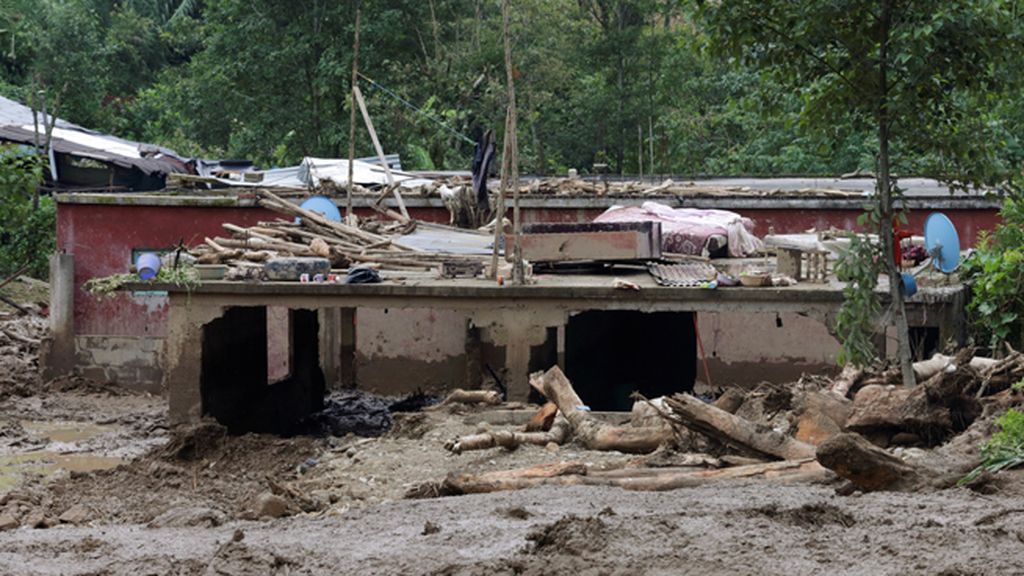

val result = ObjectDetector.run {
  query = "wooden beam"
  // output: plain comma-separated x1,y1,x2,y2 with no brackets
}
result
353,84,409,220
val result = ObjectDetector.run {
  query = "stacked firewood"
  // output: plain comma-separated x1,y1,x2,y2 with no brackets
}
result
191,190,490,274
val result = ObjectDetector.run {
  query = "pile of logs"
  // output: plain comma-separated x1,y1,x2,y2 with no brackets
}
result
418,366,833,496
417,350,1024,497
191,190,490,274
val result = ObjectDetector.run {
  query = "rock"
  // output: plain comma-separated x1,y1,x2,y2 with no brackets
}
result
817,432,922,492
149,505,227,528
252,492,290,519
795,391,851,446
0,514,19,531
846,384,953,443
545,442,559,453
421,521,441,535
23,510,48,529
58,504,91,525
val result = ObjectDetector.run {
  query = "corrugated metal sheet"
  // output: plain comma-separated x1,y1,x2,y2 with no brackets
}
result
647,261,718,287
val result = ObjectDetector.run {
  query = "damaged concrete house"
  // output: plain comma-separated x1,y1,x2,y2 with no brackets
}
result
40,158,1001,433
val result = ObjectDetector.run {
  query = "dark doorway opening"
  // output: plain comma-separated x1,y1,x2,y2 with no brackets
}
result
565,311,696,411
909,326,941,361
201,306,325,434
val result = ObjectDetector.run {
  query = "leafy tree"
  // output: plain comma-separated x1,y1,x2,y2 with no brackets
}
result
700,0,1023,384
0,145,50,279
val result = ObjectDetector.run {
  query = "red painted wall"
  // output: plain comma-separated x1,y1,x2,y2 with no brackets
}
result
59,201,1000,340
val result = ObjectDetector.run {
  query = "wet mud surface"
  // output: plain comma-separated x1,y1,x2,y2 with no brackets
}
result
1,387,1023,575
2,482,1024,575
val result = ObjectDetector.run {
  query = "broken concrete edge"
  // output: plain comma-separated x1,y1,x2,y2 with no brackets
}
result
119,279,965,306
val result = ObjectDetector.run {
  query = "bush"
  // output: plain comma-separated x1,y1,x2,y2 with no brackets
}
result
963,197,1024,352
961,408,1024,484
0,145,51,279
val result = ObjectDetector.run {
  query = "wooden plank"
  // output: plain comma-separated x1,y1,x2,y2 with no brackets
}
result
353,85,409,220
518,230,659,262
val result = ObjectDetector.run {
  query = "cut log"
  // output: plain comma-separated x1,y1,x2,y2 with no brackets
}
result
816,432,922,492
913,353,999,381
712,388,746,414
829,364,864,399
443,461,588,494
525,402,558,432
535,366,672,453
446,418,570,454
427,388,502,410
662,394,817,460
438,458,830,495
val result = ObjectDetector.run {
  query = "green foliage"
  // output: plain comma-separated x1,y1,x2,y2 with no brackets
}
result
961,409,1024,485
0,145,50,279
2,1,1023,179
962,197,1024,352
85,263,199,298
834,234,883,367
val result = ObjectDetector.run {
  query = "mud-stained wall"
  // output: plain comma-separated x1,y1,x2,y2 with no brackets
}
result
72,335,164,393
355,308,469,395
696,311,841,387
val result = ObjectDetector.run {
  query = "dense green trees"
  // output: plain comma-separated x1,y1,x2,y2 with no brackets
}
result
1,1,1022,179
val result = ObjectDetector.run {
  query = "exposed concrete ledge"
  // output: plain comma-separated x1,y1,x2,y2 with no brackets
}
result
53,191,1001,211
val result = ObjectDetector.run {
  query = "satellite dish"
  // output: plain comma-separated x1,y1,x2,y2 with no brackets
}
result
296,195,342,223
923,212,960,273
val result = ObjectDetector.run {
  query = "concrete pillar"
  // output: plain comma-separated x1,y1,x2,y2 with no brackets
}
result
165,297,223,424
42,253,75,379
474,307,567,402
464,323,482,390
319,307,342,389
339,307,357,388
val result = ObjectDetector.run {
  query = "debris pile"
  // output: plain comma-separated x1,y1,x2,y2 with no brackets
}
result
413,351,1024,498
421,176,864,198
0,313,46,397
188,190,491,276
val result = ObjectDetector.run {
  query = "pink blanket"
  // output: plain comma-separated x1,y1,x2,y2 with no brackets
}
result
594,202,763,257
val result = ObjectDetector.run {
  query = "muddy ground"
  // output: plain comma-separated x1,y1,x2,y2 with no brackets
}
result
1,382,1024,576
3,306,1024,575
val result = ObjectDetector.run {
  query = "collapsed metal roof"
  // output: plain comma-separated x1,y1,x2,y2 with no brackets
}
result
0,95,188,178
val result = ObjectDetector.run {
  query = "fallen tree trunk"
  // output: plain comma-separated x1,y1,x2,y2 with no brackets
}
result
535,367,672,453
662,394,817,460
445,418,570,454
816,432,922,492
829,364,864,399
427,389,502,410
439,459,830,495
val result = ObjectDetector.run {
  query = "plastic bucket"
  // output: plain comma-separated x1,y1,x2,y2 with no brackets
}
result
136,252,162,281
296,196,342,224
901,272,918,298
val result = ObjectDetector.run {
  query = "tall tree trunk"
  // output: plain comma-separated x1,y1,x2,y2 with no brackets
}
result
878,0,916,388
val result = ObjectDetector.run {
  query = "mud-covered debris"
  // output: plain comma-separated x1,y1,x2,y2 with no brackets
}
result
160,421,228,461
58,504,92,525
741,502,856,528
0,313,46,398
496,506,531,520
0,514,18,531
526,515,607,556
252,492,291,519
149,506,227,528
